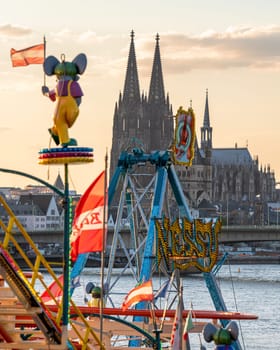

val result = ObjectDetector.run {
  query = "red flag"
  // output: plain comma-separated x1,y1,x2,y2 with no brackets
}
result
70,171,107,262
10,43,44,67
122,280,153,311
40,275,63,305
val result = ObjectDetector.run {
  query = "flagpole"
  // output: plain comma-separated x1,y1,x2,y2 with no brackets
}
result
62,162,70,343
159,270,175,331
43,35,46,86
191,303,202,349
178,277,183,350
150,302,162,350
100,149,108,348
185,305,193,350
170,273,183,350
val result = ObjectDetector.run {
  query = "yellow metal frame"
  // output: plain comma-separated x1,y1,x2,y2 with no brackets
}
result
0,195,105,349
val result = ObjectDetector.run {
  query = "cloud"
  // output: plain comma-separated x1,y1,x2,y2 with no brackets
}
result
0,24,31,37
49,29,112,45
136,26,280,74
4,25,280,81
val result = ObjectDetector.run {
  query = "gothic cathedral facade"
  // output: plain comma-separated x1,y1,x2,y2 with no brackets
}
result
109,31,277,221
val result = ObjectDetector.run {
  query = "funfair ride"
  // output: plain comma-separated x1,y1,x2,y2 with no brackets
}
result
0,50,257,349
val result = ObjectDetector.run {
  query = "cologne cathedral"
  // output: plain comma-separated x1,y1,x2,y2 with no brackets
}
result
109,31,277,224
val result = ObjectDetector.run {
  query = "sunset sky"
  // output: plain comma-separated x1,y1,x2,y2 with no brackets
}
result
1,0,280,193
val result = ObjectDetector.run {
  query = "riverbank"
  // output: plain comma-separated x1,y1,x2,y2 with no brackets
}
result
14,252,279,271
225,253,280,265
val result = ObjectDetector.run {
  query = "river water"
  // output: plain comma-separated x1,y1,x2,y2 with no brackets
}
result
43,264,279,350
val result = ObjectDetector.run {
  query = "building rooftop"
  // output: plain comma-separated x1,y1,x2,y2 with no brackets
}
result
212,148,253,166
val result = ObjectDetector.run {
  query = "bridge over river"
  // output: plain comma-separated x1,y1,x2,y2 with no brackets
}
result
219,225,280,243
12,225,280,246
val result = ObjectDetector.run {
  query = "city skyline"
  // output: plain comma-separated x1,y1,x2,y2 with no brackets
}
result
1,0,280,193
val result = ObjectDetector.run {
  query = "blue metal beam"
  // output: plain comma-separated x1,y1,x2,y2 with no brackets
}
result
167,164,193,220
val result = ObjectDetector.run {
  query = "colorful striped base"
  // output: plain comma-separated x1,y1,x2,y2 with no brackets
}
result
38,147,94,165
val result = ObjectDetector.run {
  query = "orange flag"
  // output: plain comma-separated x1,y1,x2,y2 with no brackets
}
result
10,43,44,67
122,280,153,311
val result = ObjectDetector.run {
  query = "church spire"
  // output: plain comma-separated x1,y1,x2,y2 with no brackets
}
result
123,30,141,104
148,33,165,104
200,88,213,151
203,88,210,127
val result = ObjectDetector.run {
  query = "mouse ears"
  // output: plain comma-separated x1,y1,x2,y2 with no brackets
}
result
85,282,96,294
43,53,87,76
72,53,87,74
43,55,60,76
203,321,239,343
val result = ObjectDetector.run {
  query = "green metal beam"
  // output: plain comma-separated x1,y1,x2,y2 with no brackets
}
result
0,168,64,197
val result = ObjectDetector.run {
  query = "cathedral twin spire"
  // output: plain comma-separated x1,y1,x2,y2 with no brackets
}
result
116,30,213,155
123,30,166,107
110,31,173,177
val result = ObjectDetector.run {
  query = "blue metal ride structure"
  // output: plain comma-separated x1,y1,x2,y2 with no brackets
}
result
106,148,241,350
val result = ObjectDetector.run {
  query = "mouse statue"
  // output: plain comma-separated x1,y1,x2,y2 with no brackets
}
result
202,321,239,350
85,282,105,308
42,53,87,147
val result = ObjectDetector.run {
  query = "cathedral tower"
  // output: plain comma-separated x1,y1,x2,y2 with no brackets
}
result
109,30,143,179
109,32,173,179
146,34,173,151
